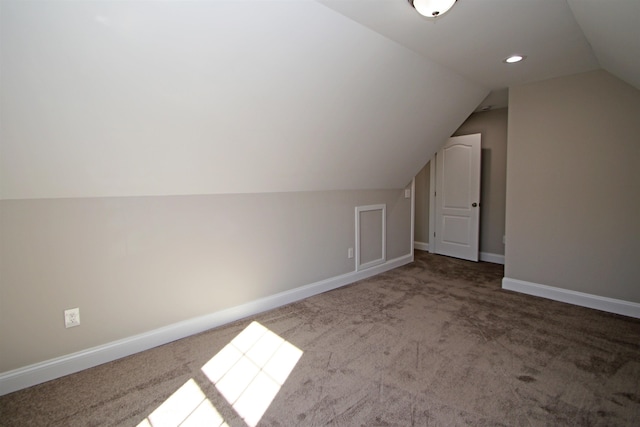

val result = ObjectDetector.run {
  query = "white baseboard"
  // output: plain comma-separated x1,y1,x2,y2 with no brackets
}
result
479,252,505,265
414,241,429,251
413,243,503,265
502,277,640,319
0,254,413,397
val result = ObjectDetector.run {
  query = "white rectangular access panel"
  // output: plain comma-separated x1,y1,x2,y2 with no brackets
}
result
355,204,386,271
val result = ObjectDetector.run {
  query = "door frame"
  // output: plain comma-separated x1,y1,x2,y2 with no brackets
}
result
429,155,436,253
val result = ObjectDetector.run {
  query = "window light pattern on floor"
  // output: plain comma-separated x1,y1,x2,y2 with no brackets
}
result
137,379,228,427
201,321,303,427
137,321,303,427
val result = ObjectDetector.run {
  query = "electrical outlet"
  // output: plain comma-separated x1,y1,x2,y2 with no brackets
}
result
64,308,80,328
348,247,354,259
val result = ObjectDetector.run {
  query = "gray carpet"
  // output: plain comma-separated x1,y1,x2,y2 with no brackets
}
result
1,251,639,426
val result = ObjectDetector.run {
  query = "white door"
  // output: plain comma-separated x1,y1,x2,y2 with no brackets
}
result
433,134,481,261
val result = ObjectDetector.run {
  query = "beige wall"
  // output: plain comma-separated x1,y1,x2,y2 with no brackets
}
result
0,190,411,372
0,1,481,374
414,108,508,256
506,69,640,303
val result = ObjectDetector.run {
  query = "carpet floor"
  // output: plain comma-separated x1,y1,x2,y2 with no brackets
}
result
1,250,639,426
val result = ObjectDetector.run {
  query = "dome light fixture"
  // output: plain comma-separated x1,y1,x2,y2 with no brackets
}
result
504,55,526,64
409,0,457,18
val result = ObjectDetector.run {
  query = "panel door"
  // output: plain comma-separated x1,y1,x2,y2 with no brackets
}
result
434,134,481,261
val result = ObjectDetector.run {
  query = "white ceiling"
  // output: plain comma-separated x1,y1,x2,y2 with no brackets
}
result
2,0,637,199
1,0,486,199
319,0,640,108
568,0,640,91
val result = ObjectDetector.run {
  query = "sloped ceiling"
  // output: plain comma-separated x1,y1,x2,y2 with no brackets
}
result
3,1,637,200
320,0,640,98
318,0,600,90
0,1,487,199
568,0,640,91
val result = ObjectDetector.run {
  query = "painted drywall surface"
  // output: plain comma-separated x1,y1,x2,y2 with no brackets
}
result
453,108,508,255
506,70,640,303
0,0,418,375
0,189,410,372
414,162,431,243
0,0,487,200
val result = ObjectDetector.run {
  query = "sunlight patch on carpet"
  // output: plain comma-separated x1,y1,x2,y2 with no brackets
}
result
202,321,303,427
137,378,228,427
136,322,301,427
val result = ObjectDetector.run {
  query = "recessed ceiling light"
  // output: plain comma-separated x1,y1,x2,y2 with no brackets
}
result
504,55,526,64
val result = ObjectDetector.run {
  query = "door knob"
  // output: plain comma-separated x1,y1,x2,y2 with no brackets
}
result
472,202,478,207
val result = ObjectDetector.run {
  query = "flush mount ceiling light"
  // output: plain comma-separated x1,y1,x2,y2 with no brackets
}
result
409,0,457,18
504,55,526,64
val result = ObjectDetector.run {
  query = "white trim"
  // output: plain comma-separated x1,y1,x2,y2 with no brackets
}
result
479,252,505,264
414,241,429,251
355,204,386,272
410,179,415,259
412,246,503,263
502,277,640,319
0,254,413,396
428,156,436,253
